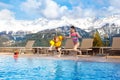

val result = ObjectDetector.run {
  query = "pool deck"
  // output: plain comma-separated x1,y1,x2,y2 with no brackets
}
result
1,52,120,63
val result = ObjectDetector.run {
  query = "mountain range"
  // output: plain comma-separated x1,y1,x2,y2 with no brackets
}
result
0,15,120,33
0,15,120,47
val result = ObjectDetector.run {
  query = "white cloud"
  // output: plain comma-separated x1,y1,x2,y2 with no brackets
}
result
63,6,97,19
83,9,96,18
20,0,68,19
107,0,120,15
66,6,83,18
69,0,120,18
0,0,118,20
20,0,97,19
0,0,120,32
0,9,15,31
0,9,15,20
70,0,83,7
20,0,42,15
42,0,60,19
109,0,120,8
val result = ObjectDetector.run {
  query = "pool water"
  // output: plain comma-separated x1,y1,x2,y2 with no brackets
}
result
0,56,120,80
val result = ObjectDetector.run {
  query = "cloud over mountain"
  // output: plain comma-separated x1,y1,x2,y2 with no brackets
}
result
20,0,98,19
0,0,120,32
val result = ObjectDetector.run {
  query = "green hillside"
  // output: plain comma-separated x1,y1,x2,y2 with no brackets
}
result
12,32,65,47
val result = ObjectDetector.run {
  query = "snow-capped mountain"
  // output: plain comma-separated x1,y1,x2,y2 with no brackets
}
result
97,23,120,37
0,26,91,47
39,26,90,38
93,15,120,28
0,15,120,41
0,15,120,34
0,16,94,33
91,15,120,39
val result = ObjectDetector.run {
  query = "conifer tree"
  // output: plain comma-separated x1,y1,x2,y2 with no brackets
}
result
93,31,104,47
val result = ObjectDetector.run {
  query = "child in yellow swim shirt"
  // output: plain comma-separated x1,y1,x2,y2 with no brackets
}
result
49,36,63,57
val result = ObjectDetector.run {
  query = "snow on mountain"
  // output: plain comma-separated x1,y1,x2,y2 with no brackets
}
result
0,16,94,33
93,15,120,28
0,15,120,33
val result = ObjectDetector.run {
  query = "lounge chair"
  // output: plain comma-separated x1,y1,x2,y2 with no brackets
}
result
106,37,120,57
62,38,78,55
19,40,35,54
78,38,94,55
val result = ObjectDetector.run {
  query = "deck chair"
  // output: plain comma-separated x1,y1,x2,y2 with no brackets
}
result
19,40,35,54
62,38,77,55
106,37,120,57
79,38,94,55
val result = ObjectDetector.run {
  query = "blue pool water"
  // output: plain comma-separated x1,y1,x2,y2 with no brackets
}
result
0,56,120,80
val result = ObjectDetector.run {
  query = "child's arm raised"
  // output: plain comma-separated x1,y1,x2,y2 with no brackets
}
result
65,33,71,38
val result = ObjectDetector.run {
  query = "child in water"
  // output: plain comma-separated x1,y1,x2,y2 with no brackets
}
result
67,26,82,54
49,36,63,57
14,50,19,61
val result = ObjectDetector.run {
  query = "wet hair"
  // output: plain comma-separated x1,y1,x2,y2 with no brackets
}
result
70,26,76,32
53,36,59,40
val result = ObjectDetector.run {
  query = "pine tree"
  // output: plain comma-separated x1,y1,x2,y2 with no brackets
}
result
93,31,104,47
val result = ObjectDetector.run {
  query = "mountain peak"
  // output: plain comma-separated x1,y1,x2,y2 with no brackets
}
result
0,15,120,33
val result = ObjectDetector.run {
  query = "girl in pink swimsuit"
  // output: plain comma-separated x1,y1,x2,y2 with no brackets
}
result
69,26,82,51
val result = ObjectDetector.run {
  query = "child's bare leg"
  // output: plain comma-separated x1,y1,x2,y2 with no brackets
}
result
73,42,79,50
73,42,82,55
57,48,61,57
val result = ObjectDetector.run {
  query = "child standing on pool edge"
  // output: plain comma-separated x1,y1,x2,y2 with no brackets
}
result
67,26,82,54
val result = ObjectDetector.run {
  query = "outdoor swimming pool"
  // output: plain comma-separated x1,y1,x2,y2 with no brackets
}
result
0,56,120,80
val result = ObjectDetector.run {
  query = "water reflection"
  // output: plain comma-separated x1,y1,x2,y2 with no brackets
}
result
0,56,120,80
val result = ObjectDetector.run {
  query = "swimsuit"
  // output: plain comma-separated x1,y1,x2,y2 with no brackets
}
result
70,32,79,44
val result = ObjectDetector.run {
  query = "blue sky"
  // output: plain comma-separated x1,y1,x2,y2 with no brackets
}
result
0,0,120,20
